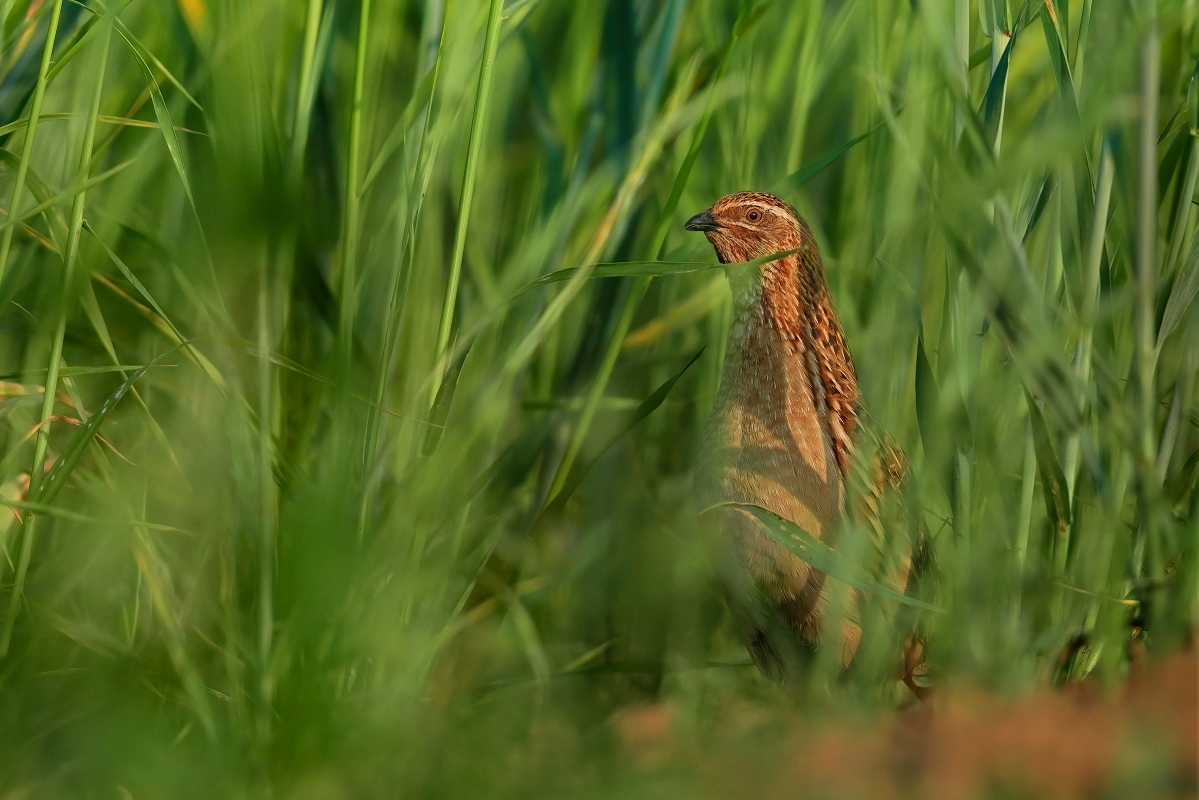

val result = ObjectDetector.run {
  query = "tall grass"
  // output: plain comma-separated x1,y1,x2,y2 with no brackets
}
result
0,0,1194,795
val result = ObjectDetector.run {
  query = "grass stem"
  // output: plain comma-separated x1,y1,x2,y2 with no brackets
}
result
1,10,110,658
1064,141,1113,497
338,0,373,367
0,0,64,289
545,0,755,501
1132,12,1160,578
431,0,504,405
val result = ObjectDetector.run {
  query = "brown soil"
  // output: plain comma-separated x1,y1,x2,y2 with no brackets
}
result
612,650,1199,799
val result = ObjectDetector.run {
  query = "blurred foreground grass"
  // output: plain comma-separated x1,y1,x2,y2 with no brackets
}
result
0,0,1195,796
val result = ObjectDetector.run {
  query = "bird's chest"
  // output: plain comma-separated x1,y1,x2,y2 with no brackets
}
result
698,322,845,540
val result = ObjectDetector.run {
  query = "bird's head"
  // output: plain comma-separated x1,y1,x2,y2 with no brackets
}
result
684,191,810,305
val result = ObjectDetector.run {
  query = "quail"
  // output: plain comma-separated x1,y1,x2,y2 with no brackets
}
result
687,192,919,687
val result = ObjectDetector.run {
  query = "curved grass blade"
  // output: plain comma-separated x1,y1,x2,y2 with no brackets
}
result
86,222,227,393
465,416,554,515
0,497,190,533
116,27,194,209
432,0,506,402
45,0,135,84
111,18,203,111
914,329,942,462
1017,173,1053,244
360,64,437,192
1,364,161,379
0,0,65,286
78,278,184,486
623,274,725,349
336,0,373,369
713,502,946,614
770,120,885,196
544,344,705,512
515,248,800,296
979,26,1014,152
874,257,957,501
33,346,182,508
113,20,226,320
50,3,201,110
420,337,474,457
518,260,717,292
1158,229,1199,346
287,0,330,184
1024,388,1071,533
0,114,206,139
1162,62,1199,285
0,158,134,235
542,0,761,503
0,147,68,252
506,587,551,689
1,10,114,663
1039,1,1079,120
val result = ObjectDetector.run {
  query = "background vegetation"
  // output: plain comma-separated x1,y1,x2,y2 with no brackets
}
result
0,0,1194,796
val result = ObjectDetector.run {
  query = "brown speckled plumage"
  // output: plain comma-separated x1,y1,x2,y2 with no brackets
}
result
687,192,913,684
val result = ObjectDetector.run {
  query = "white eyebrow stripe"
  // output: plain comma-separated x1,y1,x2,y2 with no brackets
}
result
724,203,791,221
729,204,793,224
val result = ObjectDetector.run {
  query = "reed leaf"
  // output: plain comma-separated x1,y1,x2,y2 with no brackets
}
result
714,503,946,614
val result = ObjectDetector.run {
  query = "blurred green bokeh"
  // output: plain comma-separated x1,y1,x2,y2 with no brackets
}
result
0,0,1194,796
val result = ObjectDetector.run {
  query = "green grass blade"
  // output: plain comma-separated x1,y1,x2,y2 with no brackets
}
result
1161,65,1199,283
1025,388,1072,535
464,416,554,516
770,121,885,197
0,147,68,252
1040,3,1079,119
544,344,705,511
1063,141,1113,495
84,222,226,392
0,157,135,235
32,348,179,508
420,338,473,458
117,30,194,209
43,0,133,84
337,0,372,363
362,3,448,480
287,0,327,183
1,17,112,658
714,503,946,614
112,22,225,319
1158,233,1199,346
432,0,505,403
544,0,762,500
111,19,203,111
360,65,436,192
978,27,1014,152
515,248,800,294
0,0,64,287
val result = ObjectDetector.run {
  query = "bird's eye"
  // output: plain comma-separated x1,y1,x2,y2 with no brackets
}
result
746,209,762,223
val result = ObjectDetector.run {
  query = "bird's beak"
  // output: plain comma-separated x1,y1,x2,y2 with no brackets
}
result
684,210,721,232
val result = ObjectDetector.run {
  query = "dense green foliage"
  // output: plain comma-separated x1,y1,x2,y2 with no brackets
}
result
0,0,1194,795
